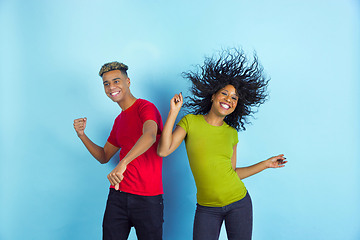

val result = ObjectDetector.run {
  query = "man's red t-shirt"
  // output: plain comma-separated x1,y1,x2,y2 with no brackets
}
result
107,99,163,196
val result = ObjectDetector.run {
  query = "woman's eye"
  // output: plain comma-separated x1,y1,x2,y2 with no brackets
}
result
232,97,237,101
221,92,227,96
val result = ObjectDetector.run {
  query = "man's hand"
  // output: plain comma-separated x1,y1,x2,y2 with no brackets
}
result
74,117,87,137
107,161,127,190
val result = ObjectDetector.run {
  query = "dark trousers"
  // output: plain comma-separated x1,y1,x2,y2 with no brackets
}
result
193,192,253,240
103,189,164,240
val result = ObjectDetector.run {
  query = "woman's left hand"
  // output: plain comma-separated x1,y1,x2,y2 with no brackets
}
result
265,154,287,168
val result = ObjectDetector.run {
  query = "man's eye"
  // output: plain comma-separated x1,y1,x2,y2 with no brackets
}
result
114,80,119,83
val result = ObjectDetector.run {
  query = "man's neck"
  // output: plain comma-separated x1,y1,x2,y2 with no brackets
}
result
118,94,137,111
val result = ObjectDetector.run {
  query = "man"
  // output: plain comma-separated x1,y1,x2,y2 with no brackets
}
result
73,62,164,240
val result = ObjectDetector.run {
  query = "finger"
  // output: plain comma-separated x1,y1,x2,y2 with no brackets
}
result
115,183,119,190
114,172,124,183
174,96,180,103
274,155,286,161
277,160,287,167
74,124,84,130
109,173,122,184
107,174,115,186
171,95,178,104
107,174,120,186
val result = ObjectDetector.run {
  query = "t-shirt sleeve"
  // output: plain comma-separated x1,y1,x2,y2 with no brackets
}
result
177,114,191,133
138,100,163,132
107,118,120,147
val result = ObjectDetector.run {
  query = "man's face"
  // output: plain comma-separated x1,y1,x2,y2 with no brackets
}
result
102,70,130,103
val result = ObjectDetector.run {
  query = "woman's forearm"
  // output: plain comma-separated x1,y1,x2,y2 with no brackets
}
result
157,109,179,157
235,160,268,180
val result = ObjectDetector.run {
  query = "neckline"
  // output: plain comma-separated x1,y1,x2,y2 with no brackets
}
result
201,114,225,127
122,98,139,112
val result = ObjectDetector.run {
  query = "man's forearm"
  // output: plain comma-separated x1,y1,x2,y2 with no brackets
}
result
78,134,107,164
121,131,156,165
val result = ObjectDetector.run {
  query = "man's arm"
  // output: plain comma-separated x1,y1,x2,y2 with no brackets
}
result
74,117,120,164
107,119,158,189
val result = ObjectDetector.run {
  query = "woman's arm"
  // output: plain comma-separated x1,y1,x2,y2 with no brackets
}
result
235,152,287,180
157,93,187,157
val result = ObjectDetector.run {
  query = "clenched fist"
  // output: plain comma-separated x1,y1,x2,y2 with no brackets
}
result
73,117,87,137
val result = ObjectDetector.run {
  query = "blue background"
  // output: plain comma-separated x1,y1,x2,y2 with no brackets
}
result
0,0,359,239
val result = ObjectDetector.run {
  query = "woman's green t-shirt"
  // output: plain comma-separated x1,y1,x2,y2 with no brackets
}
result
177,114,247,207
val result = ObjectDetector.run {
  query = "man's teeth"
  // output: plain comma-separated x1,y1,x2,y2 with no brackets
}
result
110,92,120,96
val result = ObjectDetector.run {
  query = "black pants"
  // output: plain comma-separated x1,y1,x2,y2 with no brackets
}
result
193,192,253,240
103,189,164,240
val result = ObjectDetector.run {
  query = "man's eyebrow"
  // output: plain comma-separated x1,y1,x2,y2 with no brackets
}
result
103,78,121,83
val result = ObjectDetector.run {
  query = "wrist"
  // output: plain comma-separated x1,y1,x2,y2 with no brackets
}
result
120,158,130,166
77,132,86,138
169,108,180,116
263,159,271,169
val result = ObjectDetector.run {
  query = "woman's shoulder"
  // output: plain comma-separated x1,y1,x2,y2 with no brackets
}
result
222,121,238,134
183,114,204,122
178,114,203,128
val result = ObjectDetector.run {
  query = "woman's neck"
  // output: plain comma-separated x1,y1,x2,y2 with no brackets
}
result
203,111,225,126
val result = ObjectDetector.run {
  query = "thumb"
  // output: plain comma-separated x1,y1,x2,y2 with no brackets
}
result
115,183,119,191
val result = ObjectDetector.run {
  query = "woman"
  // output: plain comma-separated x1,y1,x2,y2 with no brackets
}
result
158,47,287,240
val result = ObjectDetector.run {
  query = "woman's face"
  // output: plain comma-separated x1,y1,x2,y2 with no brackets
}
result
210,84,238,117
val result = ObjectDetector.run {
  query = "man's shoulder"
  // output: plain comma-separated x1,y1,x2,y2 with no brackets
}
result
137,98,159,112
137,98,155,106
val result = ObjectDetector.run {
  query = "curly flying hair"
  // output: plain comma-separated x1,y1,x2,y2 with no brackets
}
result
182,47,270,131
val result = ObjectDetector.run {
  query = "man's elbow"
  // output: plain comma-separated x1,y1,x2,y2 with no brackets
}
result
99,158,110,164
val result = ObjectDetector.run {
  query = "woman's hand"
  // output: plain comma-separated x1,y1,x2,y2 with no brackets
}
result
170,92,183,112
265,154,287,168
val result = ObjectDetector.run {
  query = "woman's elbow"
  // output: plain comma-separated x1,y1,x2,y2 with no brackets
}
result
157,145,169,158
157,149,168,158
